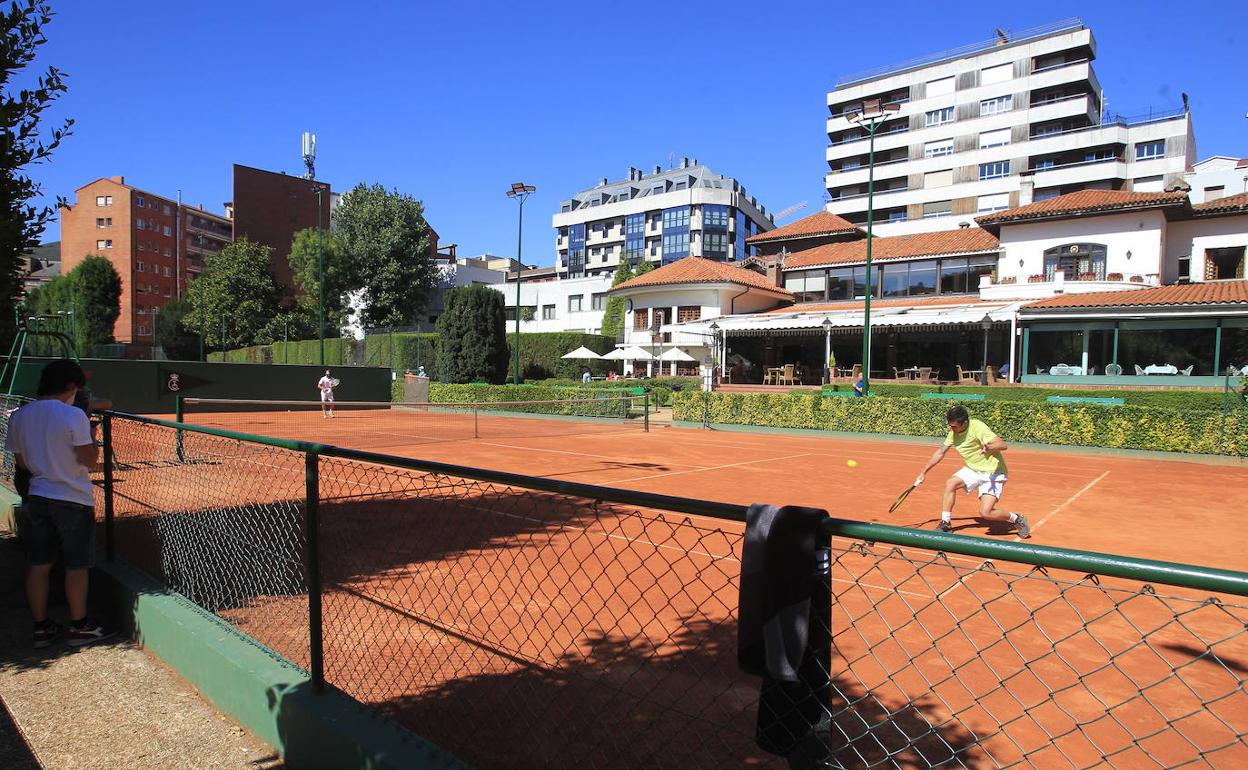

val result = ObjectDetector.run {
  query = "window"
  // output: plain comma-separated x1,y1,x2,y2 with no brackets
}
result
569,295,583,313
542,304,556,320
137,218,146,230
977,193,1010,212
95,195,107,206
96,239,113,249
633,308,650,331
908,260,938,296
137,262,146,272
662,207,690,228
926,76,954,96
1034,188,1061,201
1044,243,1107,281
163,205,172,215
979,95,1013,116
138,325,149,336
95,217,112,228
924,139,954,158
136,195,146,207
925,107,954,127
163,266,172,277
922,201,952,218
979,161,1010,180
979,128,1010,148
924,170,953,188
1205,247,1245,280
981,63,1012,85
1177,256,1191,281
661,232,689,260
702,205,729,227
1204,186,1225,202
785,270,827,303
163,225,171,236
1135,140,1165,160
591,292,607,310
702,232,729,257
625,214,644,235
677,306,701,323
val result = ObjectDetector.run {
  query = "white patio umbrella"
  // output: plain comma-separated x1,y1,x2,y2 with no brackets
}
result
620,346,654,360
601,348,631,360
657,348,696,362
561,346,603,360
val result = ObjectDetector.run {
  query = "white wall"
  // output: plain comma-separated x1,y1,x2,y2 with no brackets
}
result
1164,214,1248,283
489,274,613,334
996,210,1168,283
1184,158,1248,204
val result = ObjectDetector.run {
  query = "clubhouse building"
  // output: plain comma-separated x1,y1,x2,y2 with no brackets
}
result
607,189,1248,387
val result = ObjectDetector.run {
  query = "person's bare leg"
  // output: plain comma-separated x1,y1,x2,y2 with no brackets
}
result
978,493,1011,523
65,568,89,622
26,564,53,622
937,476,961,531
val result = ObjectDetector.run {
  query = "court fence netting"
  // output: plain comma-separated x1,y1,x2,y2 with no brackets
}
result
174,394,649,450
1,398,1247,768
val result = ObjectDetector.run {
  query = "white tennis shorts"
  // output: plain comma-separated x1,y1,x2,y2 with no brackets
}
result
320,390,334,403
955,467,1007,499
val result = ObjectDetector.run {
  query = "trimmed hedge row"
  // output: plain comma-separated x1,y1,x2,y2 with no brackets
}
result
533,376,700,407
815,381,1228,411
506,332,617,380
429,383,640,418
673,391,1247,457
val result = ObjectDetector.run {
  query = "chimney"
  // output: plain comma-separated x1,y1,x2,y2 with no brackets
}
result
653,165,662,175
680,157,690,169
766,259,783,288
1018,171,1035,206
599,177,608,187
628,167,639,181
110,175,124,184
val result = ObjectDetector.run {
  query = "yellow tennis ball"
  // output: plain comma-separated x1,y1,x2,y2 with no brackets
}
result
846,459,858,468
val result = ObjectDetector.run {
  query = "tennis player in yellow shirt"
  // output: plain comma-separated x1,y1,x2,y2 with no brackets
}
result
913,405,1031,538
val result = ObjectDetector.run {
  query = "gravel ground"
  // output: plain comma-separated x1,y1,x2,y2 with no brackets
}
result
0,530,284,769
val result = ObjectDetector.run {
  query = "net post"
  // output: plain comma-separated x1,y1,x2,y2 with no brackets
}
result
304,449,325,695
643,391,649,432
102,414,115,563
174,395,185,462
474,404,480,439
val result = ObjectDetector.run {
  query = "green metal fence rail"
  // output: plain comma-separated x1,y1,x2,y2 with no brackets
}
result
2,403,1245,768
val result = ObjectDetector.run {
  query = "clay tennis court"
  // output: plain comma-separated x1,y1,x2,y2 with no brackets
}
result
118,406,1248,767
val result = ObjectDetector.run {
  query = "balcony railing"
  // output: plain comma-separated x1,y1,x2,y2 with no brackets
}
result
1032,154,1121,173
1029,92,1092,109
1030,57,1090,75
828,124,910,147
828,97,910,118
828,186,910,203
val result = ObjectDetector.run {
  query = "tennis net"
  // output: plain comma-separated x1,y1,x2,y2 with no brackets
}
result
177,395,648,451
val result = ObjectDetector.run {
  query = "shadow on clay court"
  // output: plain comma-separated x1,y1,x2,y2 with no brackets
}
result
350,611,982,770
1160,642,1248,676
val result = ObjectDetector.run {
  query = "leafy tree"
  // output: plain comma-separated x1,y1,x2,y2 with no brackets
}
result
287,227,350,336
634,258,654,276
334,183,438,328
153,297,201,360
22,254,120,353
599,259,634,338
436,285,508,384
183,237,283,350
1,0,72,346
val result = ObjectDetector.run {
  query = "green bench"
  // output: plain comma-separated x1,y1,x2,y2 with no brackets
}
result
919,393,985,401
1046,396,1125,406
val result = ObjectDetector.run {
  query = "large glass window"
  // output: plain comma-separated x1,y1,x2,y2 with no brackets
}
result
1135,140,1165,160
939,258,969,294
925,107,954,127
828,267,854,299
1222,326,1248,373
979,128,1010,148
1028,330,1083,374
908,260,938,295
979,95,1013,116
662,207,690,228
924,139,953,158
702,231,729,259
785,270,827,303
979,161,1010,180
1118,326,1216,375
1044,243,1106,281
967,256,995,291
881,263,909,297
702,205,729,227
662,232,689,261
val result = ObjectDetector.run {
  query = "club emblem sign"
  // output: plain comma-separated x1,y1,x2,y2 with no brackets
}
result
167,373,181,392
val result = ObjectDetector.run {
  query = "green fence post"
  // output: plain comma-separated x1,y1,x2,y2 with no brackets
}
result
643,391,649,433
174,395,185,462
304,450,325,694
102,414,115,562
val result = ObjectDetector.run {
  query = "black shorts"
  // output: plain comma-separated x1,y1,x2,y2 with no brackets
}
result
17,495,96,569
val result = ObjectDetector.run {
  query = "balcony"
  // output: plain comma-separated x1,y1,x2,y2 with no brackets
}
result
980,270,1159,301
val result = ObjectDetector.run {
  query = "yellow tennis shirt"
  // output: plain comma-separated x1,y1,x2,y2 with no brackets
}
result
944,418,1007,474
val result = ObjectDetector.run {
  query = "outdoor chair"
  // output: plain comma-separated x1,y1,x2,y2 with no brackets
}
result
985,366,999,385
780,364,796,386
1180,365,1194,376
918,366,934,383
893,367,905,380
1134,364,1145,376
763,368,775,385
956,365,977,384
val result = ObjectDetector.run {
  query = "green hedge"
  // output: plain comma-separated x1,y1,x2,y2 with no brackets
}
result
429,383,640,418
816,381,1227,411
269,339,350,366
534,376,700,407
673,391,1247,457
506,332,616,380
365,333,440,375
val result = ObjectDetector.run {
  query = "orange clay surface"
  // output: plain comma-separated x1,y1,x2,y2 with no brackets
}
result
136,409,1248,768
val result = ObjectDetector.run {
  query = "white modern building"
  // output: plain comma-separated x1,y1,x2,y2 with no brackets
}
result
1182,156,1248,204
552,160,775,279
824,19,1196,236
490,273,614,334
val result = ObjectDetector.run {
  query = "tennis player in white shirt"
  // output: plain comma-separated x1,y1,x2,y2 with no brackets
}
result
317,369,336,418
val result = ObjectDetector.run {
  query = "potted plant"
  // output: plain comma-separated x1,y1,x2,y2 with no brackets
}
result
998,276,1017,284
1106,272,1123,281
1078,272,1096,281
1028,274,1046,283
1130,275,1144,283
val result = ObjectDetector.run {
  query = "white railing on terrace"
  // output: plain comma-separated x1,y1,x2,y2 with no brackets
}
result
834,18,1084,87
828,124,910,147
828,187,910,202
1029,92,1093,109
1032,155,1121,172
1030,57,1091,75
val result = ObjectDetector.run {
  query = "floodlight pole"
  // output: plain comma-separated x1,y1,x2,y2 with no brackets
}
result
846,98,898,397
506,182,536,385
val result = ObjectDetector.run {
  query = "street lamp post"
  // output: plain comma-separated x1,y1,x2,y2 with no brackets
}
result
822,316,833,384
845,97,900,397
506,182,536,385
709,321,720,384
980,314,993,385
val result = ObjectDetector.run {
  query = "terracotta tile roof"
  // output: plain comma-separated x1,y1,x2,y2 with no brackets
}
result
785,228,998,268
1024,282,1248,310
611,256,792,297
1192,192,1248,216
745,211,860,243
764,295,988,314
975,190,1188,226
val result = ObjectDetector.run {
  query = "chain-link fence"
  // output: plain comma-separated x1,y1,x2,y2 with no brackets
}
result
9,409,1244,769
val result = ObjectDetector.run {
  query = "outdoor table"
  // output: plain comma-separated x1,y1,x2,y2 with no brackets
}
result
1049,365,1084,375
1144,364,1178,375
900,367,921,380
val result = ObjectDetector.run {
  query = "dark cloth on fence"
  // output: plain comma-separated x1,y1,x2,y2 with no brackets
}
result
738,503,832,762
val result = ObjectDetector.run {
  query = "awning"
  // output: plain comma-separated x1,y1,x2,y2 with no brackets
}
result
666,301,1024,337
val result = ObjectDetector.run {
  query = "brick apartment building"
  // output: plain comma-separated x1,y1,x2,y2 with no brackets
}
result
60,176,232,346
228,164,331,294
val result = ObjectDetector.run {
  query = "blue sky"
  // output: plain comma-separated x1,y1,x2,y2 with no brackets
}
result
27,1,1248,267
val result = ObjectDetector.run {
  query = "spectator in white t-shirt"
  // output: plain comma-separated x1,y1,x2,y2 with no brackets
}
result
317,369,336,418
4,359,115,648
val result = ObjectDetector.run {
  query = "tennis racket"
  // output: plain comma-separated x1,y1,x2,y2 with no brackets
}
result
888,484,918,513
330,378,341,387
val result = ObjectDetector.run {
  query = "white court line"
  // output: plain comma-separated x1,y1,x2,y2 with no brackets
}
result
609,453,814,484
1015,470,1110,540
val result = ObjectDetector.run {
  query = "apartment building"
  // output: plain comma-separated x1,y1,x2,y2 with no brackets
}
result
226,164,332,294
552,159,775,279
824,19,1196,236
60,176,232,345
